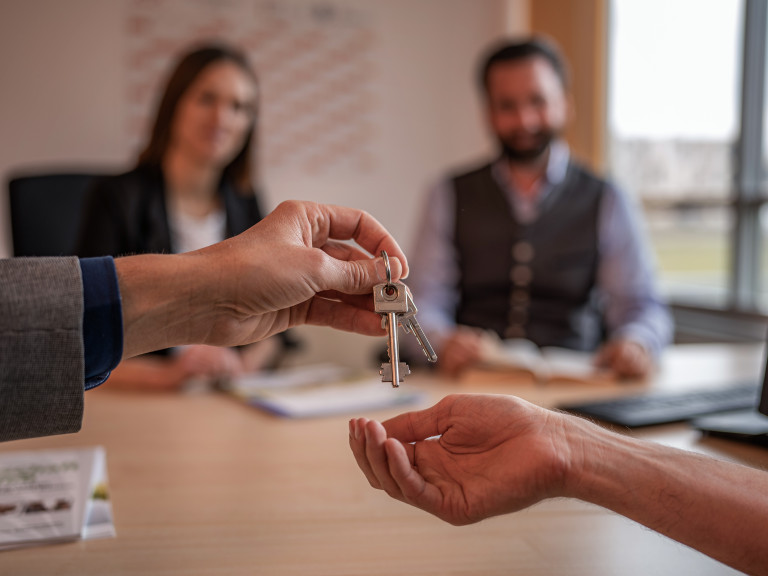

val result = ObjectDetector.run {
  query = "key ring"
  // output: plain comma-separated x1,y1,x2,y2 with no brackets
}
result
381,250,391,285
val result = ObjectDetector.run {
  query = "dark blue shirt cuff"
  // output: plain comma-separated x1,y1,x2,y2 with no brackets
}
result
79,257,123,390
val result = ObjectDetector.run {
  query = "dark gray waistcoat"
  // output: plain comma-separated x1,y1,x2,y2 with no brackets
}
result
453,161,606,351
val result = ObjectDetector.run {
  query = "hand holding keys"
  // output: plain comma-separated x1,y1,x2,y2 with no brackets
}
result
374,251,437,387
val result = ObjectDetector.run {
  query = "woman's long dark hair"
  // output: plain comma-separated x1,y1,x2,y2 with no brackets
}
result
137,44,258,194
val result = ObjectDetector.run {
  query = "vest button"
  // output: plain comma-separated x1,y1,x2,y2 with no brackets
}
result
511,265,532,286
512,241,534,263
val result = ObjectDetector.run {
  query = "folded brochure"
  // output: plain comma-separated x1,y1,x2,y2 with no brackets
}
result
0,446,115,550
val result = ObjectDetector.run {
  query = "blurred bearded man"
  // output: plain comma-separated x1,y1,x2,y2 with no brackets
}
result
405,37,672,379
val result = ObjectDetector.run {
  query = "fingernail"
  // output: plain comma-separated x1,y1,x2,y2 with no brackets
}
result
395,257,408,279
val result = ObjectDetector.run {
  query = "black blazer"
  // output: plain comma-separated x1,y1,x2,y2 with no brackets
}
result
75,165,284,359
76,164,263,258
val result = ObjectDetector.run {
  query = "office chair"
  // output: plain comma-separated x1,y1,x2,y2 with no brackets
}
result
8,172,105,257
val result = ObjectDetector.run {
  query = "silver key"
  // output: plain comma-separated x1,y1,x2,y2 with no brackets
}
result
380,361,411,384
373,278,409,387
401,288,438,363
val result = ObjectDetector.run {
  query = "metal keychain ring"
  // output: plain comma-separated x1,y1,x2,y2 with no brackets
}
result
381,250,391,284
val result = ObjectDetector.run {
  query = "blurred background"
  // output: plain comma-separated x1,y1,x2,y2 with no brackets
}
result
2,0,767,367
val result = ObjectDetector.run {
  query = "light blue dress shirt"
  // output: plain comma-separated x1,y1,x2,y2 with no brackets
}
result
406,141,673,360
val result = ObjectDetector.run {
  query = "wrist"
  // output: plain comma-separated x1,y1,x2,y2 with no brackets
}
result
116,253,221,357
559,415,661,509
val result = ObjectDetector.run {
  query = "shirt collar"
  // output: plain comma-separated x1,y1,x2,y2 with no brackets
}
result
546,139,570,184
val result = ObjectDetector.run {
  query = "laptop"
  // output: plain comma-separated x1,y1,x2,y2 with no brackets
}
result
691,342,768,445
558,339,768,434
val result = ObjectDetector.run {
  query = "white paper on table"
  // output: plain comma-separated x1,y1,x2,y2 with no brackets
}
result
228,364,425,418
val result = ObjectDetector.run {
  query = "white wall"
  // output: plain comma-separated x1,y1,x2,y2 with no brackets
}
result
0,0,528,368
0,0,130,247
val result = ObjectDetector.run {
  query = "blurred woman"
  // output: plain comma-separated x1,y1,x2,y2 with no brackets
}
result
78,44,288,390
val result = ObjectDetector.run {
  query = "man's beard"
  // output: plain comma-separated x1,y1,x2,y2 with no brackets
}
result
498,129,557,163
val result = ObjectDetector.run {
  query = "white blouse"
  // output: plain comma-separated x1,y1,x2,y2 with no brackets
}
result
167,204,227,254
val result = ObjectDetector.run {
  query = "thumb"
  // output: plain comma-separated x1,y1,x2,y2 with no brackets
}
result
381,393,471,442
328,255,405,294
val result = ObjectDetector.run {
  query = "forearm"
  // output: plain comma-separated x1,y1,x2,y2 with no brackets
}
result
565,419,768,575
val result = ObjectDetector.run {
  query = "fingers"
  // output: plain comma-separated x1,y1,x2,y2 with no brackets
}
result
383,439,433,504
349,418,380,488
595,340,652,379
268,202,407,278
318,254,405,296
437,328,486,376
303,296,386,335
349,418,408,495
320,204,409,279
320,240,372,263
349,418,441,516
316,291,377,313
439,344,481,376
319,239,406,293
593,344,615,368
258,201,409,298
363,419,405,499
380,397,455,443
614,348,651,378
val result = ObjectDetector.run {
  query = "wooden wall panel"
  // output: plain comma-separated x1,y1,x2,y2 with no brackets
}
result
530,0,607,171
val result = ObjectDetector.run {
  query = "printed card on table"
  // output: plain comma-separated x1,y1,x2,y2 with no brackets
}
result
0,446,115,550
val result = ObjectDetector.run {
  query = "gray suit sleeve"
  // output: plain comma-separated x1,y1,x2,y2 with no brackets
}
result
0,257,84,441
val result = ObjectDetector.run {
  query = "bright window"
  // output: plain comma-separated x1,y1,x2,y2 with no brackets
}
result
608,0,743,309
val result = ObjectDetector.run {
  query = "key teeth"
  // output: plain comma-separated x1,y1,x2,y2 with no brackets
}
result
380,362,411,384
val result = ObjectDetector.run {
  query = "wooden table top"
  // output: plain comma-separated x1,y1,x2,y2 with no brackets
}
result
1,343,765,575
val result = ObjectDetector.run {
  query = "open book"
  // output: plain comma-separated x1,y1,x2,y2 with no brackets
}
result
468,336,614,384
0,446,115,550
